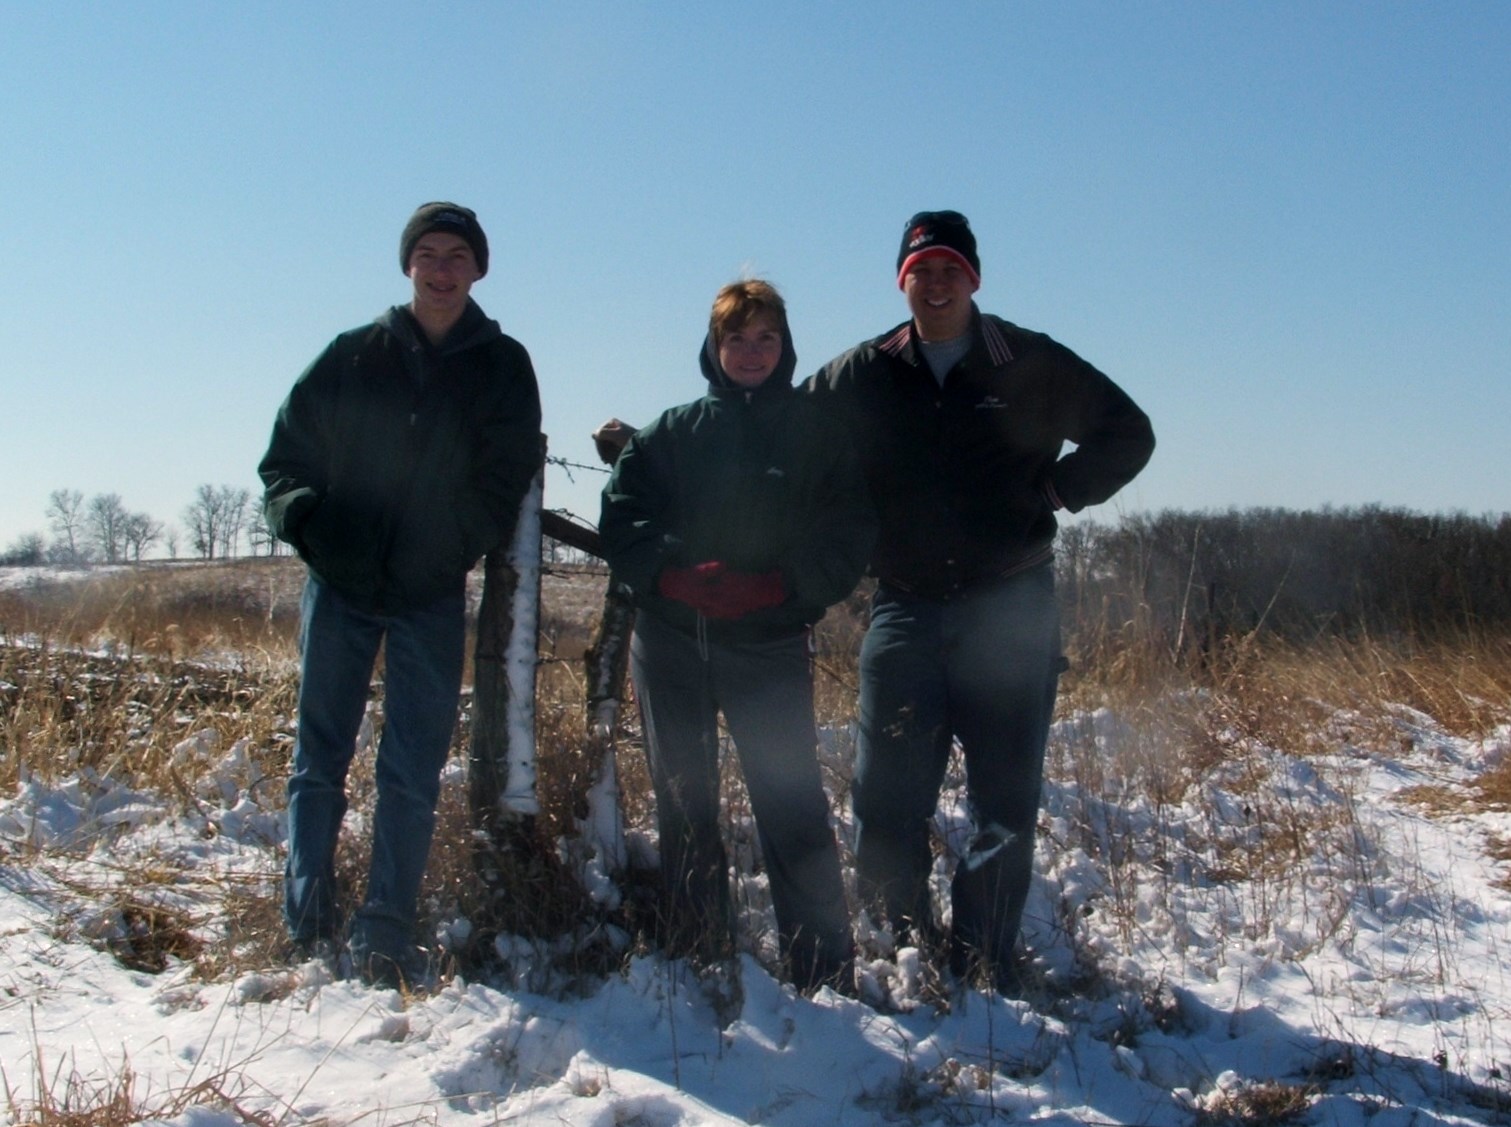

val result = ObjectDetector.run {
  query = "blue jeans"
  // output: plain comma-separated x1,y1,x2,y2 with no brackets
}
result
630,612,853,987
853,562,1062,974
283,575,465,956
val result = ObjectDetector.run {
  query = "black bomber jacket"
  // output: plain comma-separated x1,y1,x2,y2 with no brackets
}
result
804,308,1154,598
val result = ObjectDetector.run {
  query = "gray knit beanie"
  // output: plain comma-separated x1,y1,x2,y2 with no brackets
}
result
400,202,489,277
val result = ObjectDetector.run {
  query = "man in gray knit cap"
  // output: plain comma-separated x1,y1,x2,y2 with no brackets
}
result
260,202,541,988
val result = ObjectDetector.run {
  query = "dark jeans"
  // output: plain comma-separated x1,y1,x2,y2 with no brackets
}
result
283,575,465,958
630,611,852,987
853,563,1062,975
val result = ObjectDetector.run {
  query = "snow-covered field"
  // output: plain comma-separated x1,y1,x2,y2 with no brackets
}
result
3,562,1511,1124
4,702,1510,1124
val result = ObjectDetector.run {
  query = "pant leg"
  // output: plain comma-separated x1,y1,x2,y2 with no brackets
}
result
852,588,954,941
713,631,853,988
284,575,383,941
944,563,1063,974
630,612,733,958
352,589,466,955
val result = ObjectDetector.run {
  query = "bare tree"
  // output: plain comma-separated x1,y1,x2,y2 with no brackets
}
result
123,511,164,562
164,525,181,560
87,492,129,564
46,488,88,564
1,532,45,566
184,484,254,560
184,484,225,560
216,486,252,560
246,515,289,558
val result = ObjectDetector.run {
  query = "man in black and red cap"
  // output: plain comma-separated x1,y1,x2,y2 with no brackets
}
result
260,202,542,988
805,210,1155,994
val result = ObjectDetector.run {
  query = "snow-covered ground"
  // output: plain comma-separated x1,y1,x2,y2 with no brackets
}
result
0,564,120,591
3,687,1511,1123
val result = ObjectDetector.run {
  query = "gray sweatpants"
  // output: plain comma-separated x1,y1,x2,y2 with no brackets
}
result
630,611,853,988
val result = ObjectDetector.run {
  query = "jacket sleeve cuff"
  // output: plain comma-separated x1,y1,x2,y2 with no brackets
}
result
1041,476,1066,512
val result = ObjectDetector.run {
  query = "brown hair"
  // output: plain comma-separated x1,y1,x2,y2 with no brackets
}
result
709,279,788,343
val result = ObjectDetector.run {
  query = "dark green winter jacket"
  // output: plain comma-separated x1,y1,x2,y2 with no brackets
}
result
600,328,876,641
805,308,1154,599
259,301,542,612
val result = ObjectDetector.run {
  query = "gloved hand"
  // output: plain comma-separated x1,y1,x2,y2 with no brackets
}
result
657,562,787,620
657,561,727,608
591,418,638,465
712,569,788,618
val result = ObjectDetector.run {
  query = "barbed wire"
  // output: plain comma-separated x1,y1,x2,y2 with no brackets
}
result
546,454,611,479
546,506,600,529
541,560,610,578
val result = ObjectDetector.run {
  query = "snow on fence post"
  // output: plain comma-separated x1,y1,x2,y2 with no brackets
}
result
571,422,640,888
577,579,634,886
469,440,545,880
467,424,639,912
585,581,634,746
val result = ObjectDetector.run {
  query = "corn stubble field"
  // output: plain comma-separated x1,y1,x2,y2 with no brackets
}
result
4,541,1511,1123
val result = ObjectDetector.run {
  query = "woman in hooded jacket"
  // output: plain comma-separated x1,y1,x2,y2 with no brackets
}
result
599,280,875,991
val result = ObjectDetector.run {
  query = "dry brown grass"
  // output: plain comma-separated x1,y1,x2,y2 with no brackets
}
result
1043,619,1511,955
8,556,1511,1124
1193,1079,1313,1126
6,559,1511,991
0,645,297,800
0,560,303,662
2,1049,276,1127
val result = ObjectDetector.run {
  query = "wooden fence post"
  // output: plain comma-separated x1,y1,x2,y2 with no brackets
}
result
584,581,634,745
467,424,637,919
469,443,545,888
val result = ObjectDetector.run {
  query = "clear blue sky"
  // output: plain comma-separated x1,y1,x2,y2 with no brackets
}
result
3,1,1508,553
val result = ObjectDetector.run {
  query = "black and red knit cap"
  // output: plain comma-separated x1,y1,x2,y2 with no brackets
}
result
896,210,980,289
400,202,489,278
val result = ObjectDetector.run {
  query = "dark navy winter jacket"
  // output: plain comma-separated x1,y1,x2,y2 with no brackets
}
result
600,328,875,641
259,301,542,612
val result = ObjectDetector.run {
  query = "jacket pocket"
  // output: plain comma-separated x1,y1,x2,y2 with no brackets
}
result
301,500,383,600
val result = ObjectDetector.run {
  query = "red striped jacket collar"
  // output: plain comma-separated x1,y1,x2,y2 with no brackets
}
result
878,314,1015,367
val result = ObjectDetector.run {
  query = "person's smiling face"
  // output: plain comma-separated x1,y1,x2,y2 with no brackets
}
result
903,252,978,341
718,312,784,388
407,232,481,325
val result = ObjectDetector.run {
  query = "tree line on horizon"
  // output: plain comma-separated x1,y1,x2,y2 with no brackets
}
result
1057,505,1511,656
0,485,598,571
7,496,1511,646
0,485,290,567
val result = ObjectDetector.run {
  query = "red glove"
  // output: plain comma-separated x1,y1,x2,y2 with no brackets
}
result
658,561,727,607
711,569,787,618
657,563,787,620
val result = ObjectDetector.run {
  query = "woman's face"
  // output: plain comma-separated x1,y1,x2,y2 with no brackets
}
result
718,312,784,388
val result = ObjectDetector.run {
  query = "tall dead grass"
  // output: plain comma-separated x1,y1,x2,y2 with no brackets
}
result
6,553,1511,1124
4,558,1511,992
0,560,303,661
2,1041,278,1127
1044,593,1511,974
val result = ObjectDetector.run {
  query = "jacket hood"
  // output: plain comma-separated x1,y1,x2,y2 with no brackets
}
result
699,324,798,395
378,299,502,356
